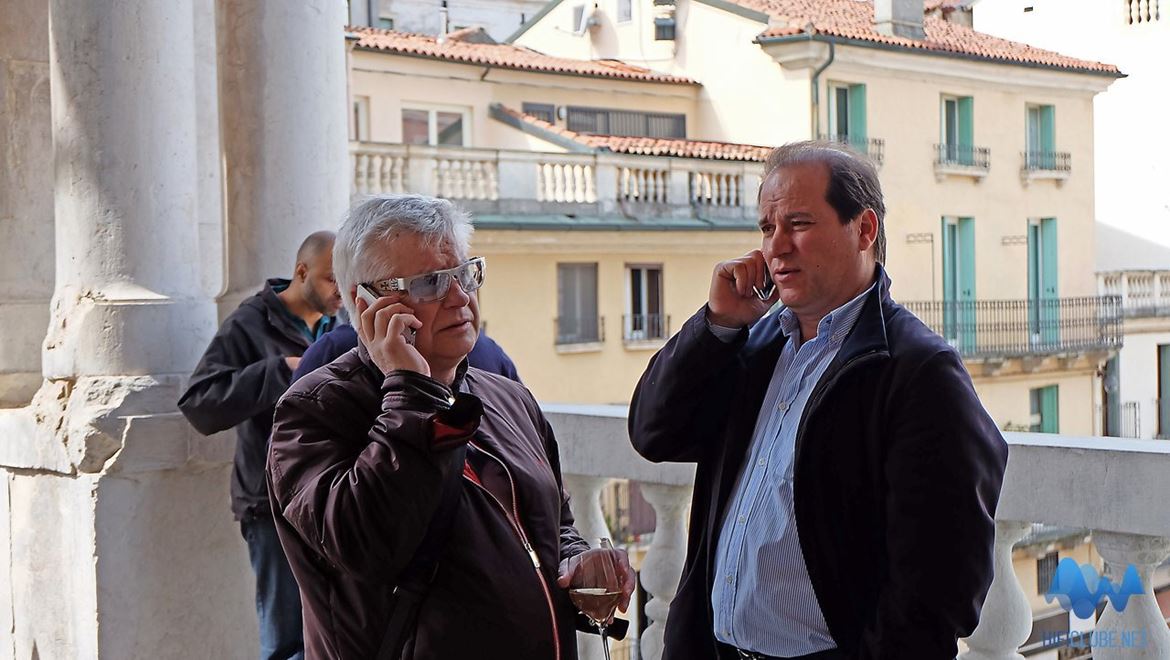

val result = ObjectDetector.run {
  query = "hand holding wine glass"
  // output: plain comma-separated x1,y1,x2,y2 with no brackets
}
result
557,538,636,660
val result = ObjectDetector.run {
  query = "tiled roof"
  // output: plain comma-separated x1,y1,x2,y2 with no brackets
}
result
492,104,773,162
733,0,1120,75
349,26,698,84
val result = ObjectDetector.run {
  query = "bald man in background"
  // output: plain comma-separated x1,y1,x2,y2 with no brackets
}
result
179,231,341,660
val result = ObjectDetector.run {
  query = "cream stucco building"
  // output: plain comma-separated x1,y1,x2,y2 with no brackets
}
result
351,0,1125,435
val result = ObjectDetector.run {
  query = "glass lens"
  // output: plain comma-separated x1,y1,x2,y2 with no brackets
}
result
457,260,485,293
408,272,448,301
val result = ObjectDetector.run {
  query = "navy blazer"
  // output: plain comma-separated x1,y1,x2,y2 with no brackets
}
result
629,267,1007,660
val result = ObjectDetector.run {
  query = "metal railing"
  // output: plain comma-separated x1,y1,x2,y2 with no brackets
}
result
555,315,605,345
901,296,1123,359
1022,150,1071,172
622,313,670,342
818,133,885,165
934,143,991,169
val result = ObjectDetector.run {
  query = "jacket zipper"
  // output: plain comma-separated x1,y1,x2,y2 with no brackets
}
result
466,441,562,660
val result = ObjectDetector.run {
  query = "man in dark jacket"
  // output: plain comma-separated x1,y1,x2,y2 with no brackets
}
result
629,142,1008,660
178,230,341,660
267,194,634,659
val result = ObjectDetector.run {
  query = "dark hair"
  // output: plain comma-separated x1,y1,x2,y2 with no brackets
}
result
760,141,887,264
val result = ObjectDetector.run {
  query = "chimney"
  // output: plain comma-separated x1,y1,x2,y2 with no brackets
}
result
437,1,450,44
874,0,925,40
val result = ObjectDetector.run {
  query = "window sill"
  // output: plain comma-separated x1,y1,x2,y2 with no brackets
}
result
623,338,668,351
933,162,990,183
555,341,605,354
1020,168,1070,188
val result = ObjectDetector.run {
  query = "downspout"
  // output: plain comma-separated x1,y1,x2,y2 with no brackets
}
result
809,36,835,139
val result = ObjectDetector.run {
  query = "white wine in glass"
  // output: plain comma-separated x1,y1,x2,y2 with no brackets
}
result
568,538,622,660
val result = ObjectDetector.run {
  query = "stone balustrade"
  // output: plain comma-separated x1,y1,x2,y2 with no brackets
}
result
545,405,1170,660
349,142,763,222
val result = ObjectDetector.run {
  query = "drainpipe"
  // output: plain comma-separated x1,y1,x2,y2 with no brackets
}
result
809,36,835,139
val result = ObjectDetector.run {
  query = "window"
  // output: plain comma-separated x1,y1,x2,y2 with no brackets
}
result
1158,345,1170,437
1027,218,1059,344
828,83,867,148
566,106,685,138
1025,104,1057,169
522,102,556,124
941,217,976,352
654,16,676,40
352,96,370,141
378,17,395,29
401,106,468,146
571,4,587,32
618,0,633,22
1030,385,1059,434
557,263,600,344
940,95,975,165
626,265,665,341
1037,552,1059,594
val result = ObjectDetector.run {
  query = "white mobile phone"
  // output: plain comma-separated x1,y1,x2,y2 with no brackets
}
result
356,284,416,345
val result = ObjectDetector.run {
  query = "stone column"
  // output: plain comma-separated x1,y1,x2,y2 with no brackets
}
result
959,520,1033,660
0,0,53,407
6,2,252,657
216,0,349,315
1093,531,1170,659
639,483,691,660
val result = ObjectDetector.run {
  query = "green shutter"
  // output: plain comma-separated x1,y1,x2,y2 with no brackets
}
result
958,218,977,352
1041,386,1059,434
1028,222,1040,336
1041,218,1059,299
958,97,975,164
1160,345,1170,436
1040,105,1056,154
848,84,867,144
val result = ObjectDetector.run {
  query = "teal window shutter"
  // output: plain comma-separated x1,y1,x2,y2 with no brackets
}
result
958,217,977,352
1040,105,1056,168
848,84,867,144
1159,345,1170,436
958,97,974,165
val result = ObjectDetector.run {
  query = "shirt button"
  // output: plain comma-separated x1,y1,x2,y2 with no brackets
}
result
737,515,746,524
726,575,733,584
758,458,767,467
778,401,789,412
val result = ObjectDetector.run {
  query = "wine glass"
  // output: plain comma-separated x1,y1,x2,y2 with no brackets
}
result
568,538,622,660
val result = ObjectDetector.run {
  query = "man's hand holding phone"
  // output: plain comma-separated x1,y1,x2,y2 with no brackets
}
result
707,249,780,328
355,284,429,377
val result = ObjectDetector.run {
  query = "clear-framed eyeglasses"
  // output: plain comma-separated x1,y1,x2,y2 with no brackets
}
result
367,256,486,303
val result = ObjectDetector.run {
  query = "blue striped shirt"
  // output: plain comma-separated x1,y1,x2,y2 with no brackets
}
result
709,283,873,656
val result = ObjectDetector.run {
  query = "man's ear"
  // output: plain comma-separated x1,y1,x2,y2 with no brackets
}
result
856,209,878,254
294,261,309,282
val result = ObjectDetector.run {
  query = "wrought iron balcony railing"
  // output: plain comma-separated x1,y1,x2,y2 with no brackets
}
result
901,296,1122,359
933,143,991,170
622,313,670,342
1021,150,1071,172
555,315,605,345
817,133,885,165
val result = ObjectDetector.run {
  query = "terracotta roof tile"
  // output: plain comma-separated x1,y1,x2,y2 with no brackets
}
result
494,104,773,162
731,0,1120,75
350,26,698,84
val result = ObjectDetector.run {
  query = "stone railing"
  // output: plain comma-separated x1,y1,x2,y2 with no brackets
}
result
1099,270,1170,319
545,404,1170,660
350,142,764,222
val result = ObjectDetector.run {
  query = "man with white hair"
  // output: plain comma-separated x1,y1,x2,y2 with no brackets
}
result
266,194,634,659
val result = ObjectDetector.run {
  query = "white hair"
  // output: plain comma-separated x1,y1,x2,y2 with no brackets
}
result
334,194,475,320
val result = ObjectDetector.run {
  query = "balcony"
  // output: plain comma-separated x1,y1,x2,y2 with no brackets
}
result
622,313,671,348
1099,271,1170,319
556,315,605,352
349,142,764,226
901,296,1122,363
1021,150,1072,187
934,143,991,182
817,133,885,166
549,405,1170,659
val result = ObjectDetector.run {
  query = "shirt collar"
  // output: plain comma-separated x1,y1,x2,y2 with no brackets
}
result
776,279,877,346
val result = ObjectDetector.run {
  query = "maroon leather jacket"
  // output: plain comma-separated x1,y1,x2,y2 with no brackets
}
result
267,345,589,659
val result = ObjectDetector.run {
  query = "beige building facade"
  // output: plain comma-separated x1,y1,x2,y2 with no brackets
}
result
506,0,1122,434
